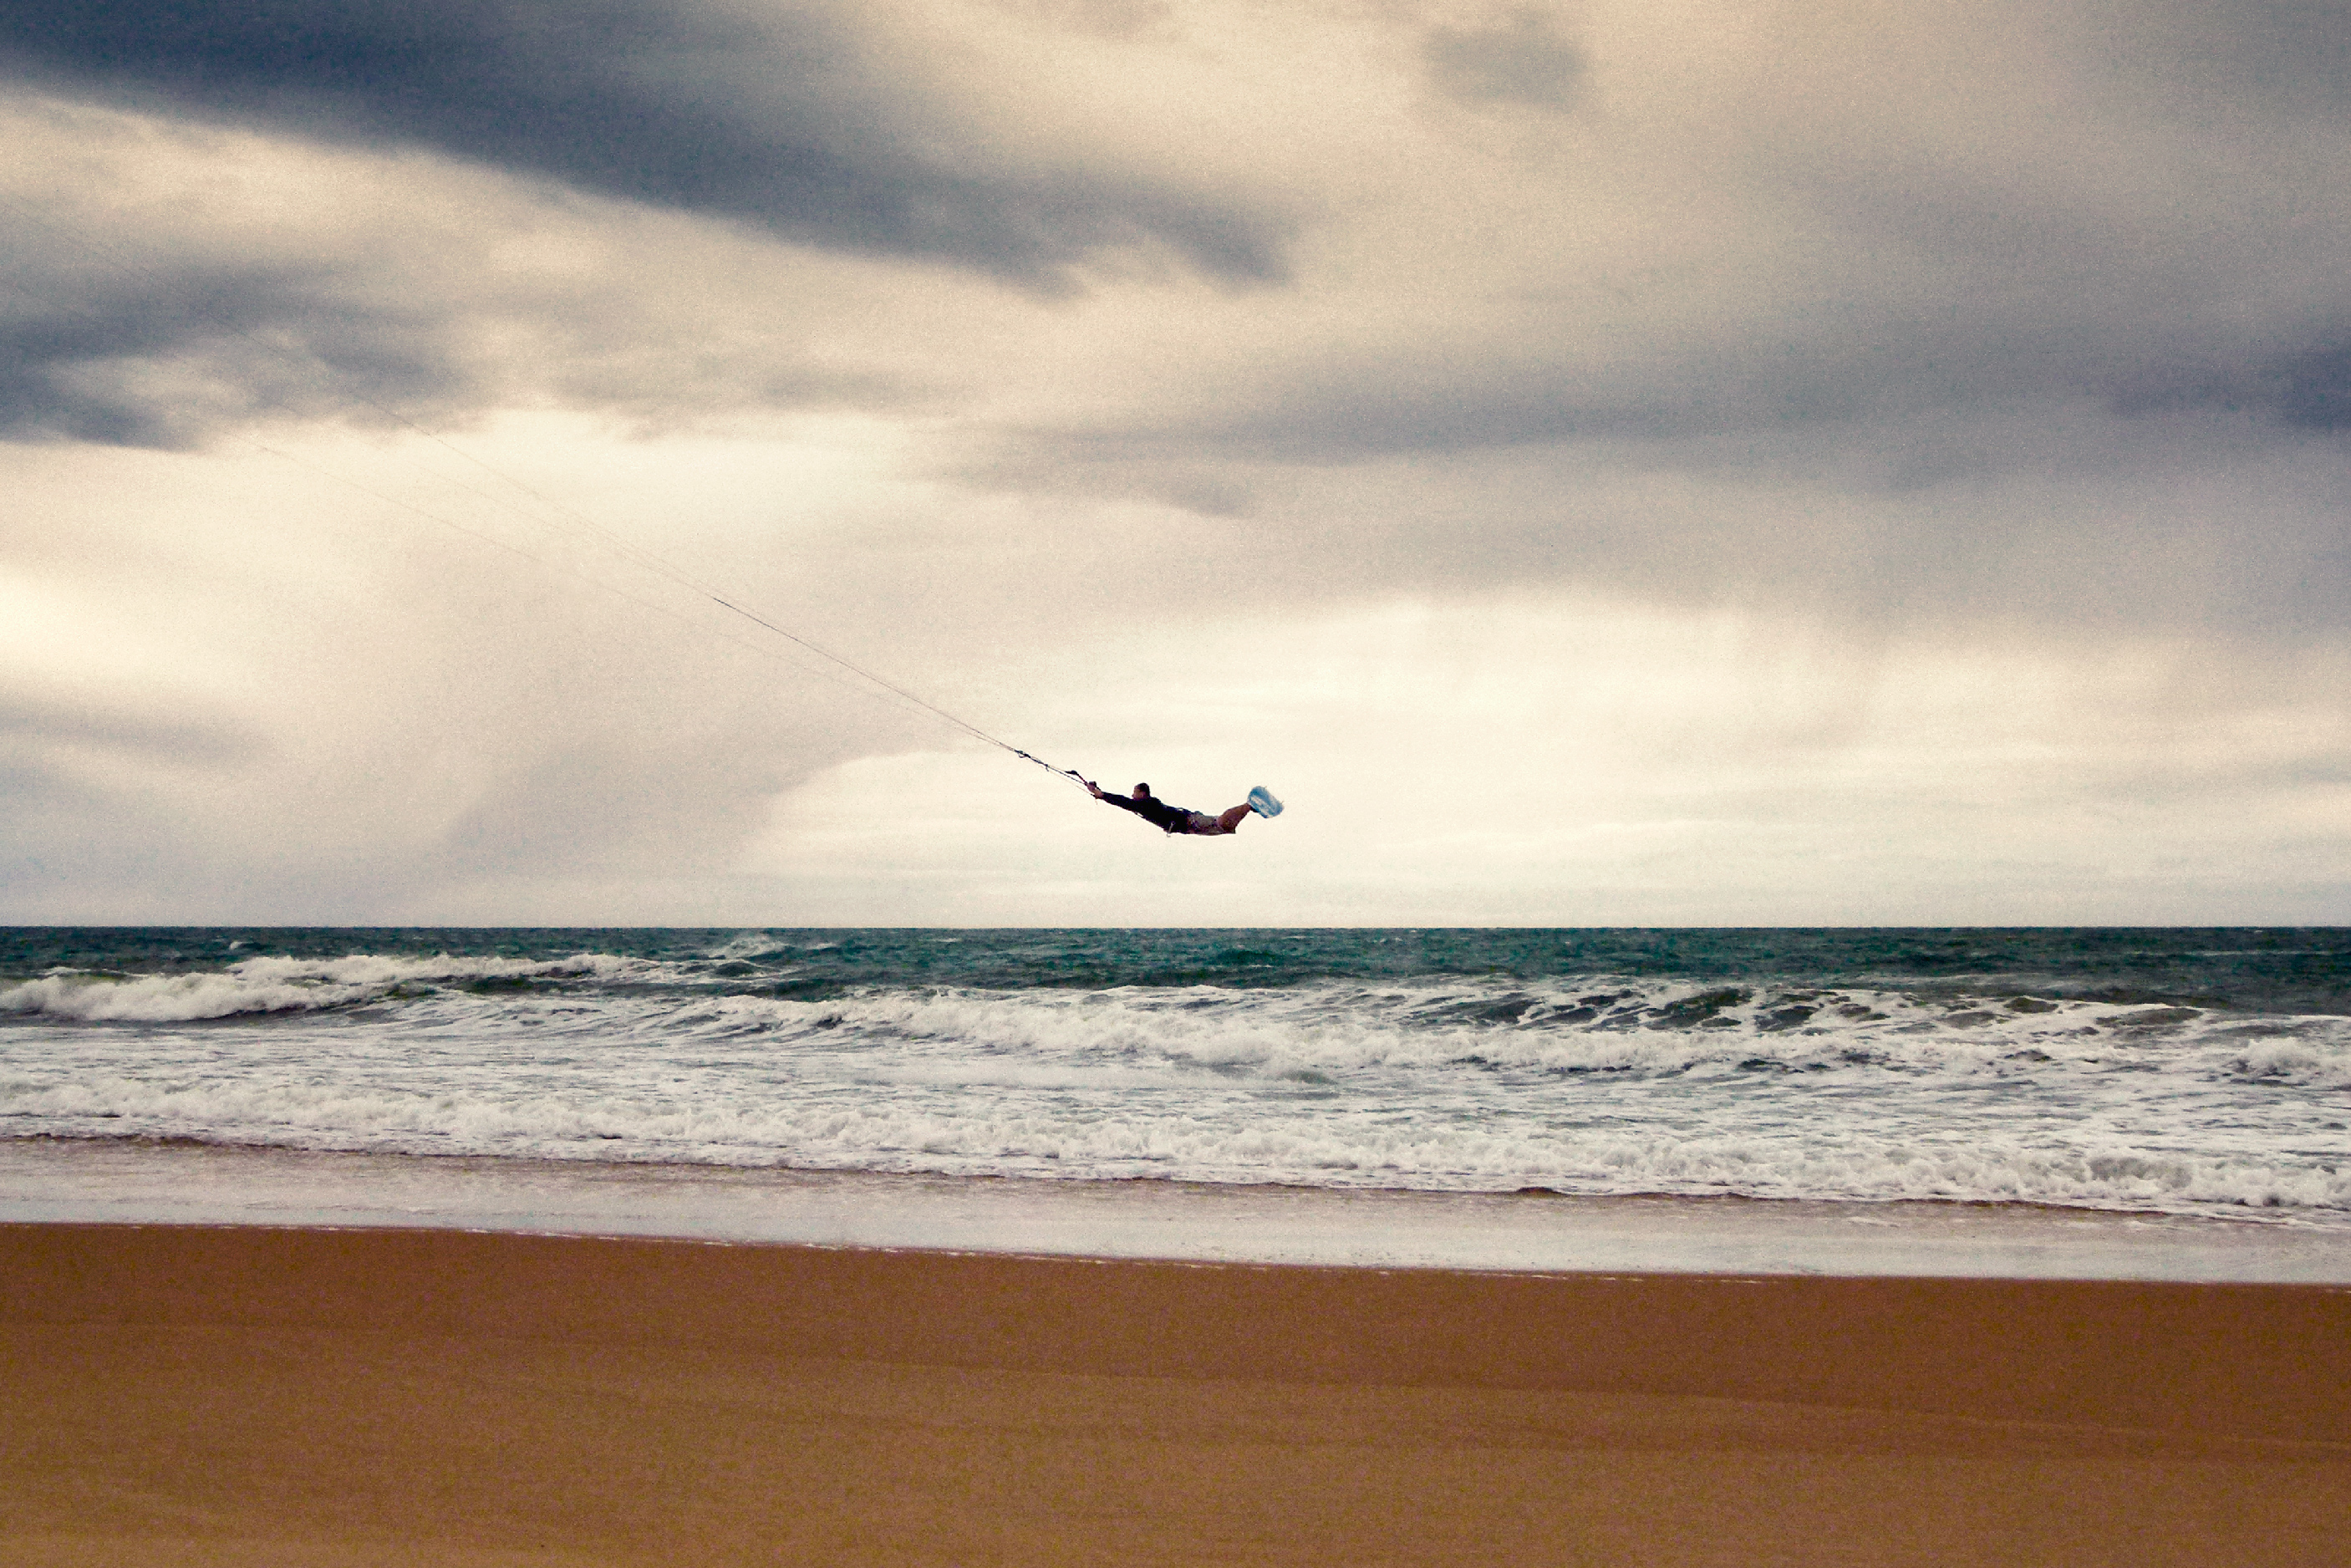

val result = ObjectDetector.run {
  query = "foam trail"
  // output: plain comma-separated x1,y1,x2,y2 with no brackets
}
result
5,930,2347,1224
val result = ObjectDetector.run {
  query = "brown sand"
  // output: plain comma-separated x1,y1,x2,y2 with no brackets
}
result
5,1223,2348,1566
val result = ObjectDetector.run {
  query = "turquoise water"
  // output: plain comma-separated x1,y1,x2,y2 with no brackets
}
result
7,925,2345,1005
5,928,2347,1219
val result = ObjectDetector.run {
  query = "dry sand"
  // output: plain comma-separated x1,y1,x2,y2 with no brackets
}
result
5,1222,2348,1565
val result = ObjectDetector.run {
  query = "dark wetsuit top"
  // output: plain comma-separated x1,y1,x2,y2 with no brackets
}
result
1100,791,1193,834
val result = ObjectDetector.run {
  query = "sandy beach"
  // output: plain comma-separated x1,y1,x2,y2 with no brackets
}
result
6,1222,2348,1565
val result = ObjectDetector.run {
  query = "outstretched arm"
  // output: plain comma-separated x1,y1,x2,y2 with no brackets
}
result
1083,780,1158,822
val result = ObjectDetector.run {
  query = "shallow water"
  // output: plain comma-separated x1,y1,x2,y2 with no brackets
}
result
9,1138,2348,1281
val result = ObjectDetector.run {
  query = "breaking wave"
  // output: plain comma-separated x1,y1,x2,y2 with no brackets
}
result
5,935,2347,1223
0,954,640,1022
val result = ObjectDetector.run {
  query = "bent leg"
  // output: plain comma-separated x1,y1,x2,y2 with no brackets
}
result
1215,804,1251,833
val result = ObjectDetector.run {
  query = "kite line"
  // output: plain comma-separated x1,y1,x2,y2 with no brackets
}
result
1,189,1094,791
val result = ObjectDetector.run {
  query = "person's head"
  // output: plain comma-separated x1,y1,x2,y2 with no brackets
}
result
1132,783,1151,800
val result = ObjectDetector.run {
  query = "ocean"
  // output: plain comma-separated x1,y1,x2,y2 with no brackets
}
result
4,926,2348,1229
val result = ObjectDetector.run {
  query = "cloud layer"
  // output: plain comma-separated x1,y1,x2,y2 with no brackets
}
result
3,0,2347,921
2,0,1290,282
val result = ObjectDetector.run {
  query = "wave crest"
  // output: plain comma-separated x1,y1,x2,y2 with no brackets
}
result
0,953,639,1023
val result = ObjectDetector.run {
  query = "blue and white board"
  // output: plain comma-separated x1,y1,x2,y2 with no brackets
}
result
1247,786,1284,819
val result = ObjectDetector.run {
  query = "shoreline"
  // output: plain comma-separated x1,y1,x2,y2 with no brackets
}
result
8,1135,2351,1281
8,1220,2348,1565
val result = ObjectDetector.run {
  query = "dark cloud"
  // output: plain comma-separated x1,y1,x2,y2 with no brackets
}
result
942,353,2351,644
1182,323,2351,463
2093,0,2351,125
2263,345,2351,431
0,165,947,446
1422,9,1585,110
0,0,1290,285
2110,340,2351,431
0,259,474,445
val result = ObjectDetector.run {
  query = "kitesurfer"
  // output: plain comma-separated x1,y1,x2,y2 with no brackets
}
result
1084,779,1274,837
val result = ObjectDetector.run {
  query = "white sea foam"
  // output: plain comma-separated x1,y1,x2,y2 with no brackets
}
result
0,953,639,1022
677,980,2306,1087
2219,1037,2351,1088
5,956,2347,1221
8,1067,2346,1218
0,971,378,1022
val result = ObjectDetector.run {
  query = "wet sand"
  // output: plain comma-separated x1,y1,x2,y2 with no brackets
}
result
6,1222,2348,1565
17,1138,2351,1281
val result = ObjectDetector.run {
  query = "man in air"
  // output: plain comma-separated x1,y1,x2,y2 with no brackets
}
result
1084,779,1281,837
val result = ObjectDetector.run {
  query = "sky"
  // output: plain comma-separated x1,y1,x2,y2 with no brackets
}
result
3,0,2348,927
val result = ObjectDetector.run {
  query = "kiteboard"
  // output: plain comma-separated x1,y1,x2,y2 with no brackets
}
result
1248,786,1284,819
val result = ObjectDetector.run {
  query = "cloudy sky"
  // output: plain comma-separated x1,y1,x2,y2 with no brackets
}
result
3,0,2347,926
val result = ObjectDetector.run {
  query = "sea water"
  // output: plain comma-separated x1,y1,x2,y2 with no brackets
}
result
4,928,2347,1229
